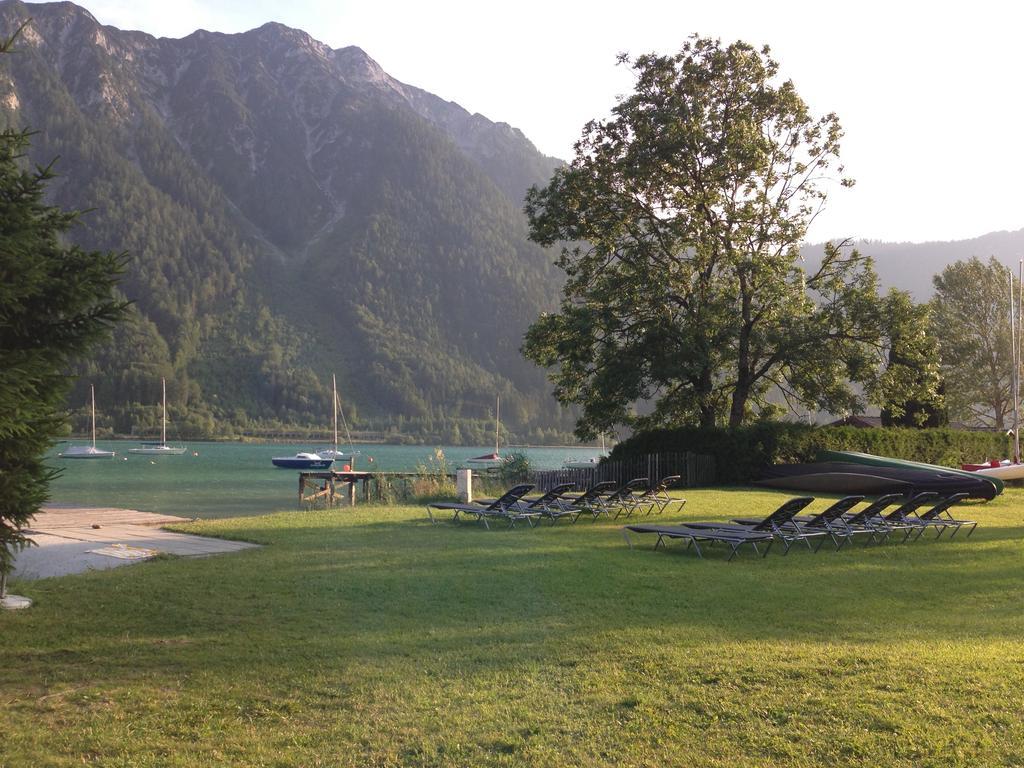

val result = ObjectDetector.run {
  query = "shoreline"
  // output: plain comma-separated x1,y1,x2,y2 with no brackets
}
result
54,437,606,450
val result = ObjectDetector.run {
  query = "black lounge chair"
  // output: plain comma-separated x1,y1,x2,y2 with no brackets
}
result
512,482,578,524
639,475,685,515
856,491,939,543
603,478,654,519
732,495,865,552
682,496,816,554
903,492,976,539
818,493,904,547
623,496,815,560
426,483,536,529
558,480,619,522
622,523,775,561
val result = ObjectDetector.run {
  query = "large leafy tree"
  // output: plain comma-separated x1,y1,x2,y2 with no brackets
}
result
931,257,1013,429
523,37,880,435
0,24,127,594
871,289,946,427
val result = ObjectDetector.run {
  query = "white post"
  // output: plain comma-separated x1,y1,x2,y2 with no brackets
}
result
457,469,473,503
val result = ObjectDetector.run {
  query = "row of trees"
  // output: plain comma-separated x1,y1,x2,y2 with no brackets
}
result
523,37,1013,438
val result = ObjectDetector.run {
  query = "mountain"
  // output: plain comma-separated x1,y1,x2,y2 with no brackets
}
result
0,0,573,443
802,229,1024,299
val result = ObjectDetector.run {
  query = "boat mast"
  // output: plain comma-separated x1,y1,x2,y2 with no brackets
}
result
495,395,500,455
91,384,97,450
333,374,339,456
162,377,167,446
1011,271,1020,464
1011,266,1019,462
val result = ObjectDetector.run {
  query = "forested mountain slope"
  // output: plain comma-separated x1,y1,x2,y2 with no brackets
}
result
0,0,570,442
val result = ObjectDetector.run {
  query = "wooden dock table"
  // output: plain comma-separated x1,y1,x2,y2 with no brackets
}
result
298,470,373,508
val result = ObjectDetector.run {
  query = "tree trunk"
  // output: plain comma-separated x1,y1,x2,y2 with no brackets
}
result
728,383,749,428
699,406,717,429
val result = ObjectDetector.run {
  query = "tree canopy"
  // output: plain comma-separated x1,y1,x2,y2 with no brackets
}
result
523,37,883,435
931,257,1014,429
0,25,127,585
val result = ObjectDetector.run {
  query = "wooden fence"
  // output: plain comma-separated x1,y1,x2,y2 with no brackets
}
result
528,451,716,492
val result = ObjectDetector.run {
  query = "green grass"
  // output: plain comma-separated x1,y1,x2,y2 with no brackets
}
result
2,487,1023,767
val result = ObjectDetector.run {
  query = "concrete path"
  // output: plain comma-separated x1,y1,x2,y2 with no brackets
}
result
11,506,259,580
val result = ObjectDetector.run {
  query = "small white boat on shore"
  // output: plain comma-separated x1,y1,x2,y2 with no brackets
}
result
962,460,1024,480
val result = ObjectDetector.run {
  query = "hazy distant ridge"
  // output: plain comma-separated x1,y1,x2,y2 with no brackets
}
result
803,229,1024,298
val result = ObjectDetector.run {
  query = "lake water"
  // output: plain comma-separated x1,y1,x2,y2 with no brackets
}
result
46,441,604,519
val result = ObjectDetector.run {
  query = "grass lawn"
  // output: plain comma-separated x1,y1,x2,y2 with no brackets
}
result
2,487,1023,767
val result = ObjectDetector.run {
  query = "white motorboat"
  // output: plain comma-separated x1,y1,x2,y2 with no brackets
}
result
59,384,115,459
272,452,333,470
128,378,187,455
563,434,608,469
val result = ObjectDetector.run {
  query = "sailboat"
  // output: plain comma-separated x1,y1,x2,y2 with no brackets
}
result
318,374,358,465
272,374,351,469
467,395,503,467
59,384,116,459
128,378,187,455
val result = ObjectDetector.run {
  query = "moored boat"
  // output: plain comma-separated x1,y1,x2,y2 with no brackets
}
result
318,374,359,466
564,435,608,469
59,385,115,459
271,452,333,470
128,378,187,455
467,451,502,467
466,395,503,468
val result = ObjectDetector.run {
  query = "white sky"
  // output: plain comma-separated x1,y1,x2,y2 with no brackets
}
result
32,0,1024,244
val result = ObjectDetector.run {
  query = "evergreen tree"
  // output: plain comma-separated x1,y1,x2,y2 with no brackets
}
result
0,25,127,592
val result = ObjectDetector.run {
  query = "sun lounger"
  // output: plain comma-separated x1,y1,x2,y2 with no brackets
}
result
602,478,654,519
816,494,904,547
558,480,619,522
902,492,976,539
682,496,816,554
426,483,537,529
622,523,775,561
869,491,940,542
638,475,685,515
732,495,865,552
511,482,578,524
624,496,814,559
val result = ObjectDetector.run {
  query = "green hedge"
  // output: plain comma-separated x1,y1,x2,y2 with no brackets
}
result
609,423,1010,485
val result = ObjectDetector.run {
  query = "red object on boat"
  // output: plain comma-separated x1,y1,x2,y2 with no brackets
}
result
962,460,1007,471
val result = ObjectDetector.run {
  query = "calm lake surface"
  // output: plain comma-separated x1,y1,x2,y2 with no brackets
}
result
46,442,604,519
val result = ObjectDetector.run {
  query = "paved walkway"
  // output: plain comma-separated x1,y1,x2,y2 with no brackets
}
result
11,506,259,580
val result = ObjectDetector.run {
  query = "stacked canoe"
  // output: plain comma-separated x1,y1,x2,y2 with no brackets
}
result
754,450,1000,501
